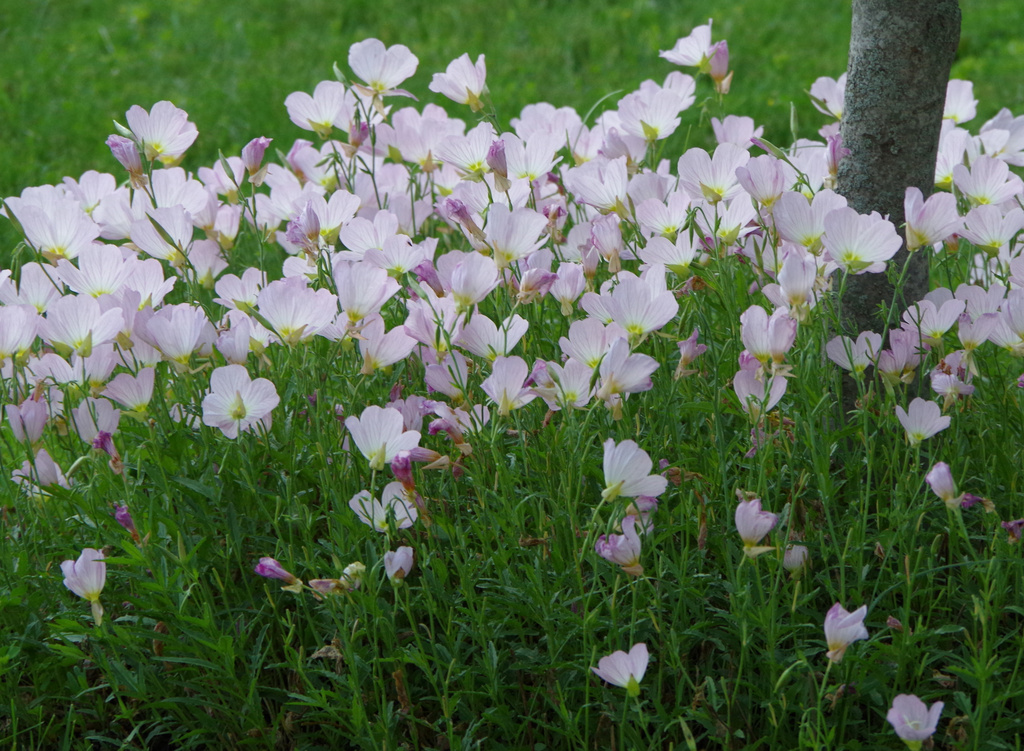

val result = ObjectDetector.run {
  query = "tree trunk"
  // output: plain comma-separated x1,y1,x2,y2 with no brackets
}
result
837,0,961,335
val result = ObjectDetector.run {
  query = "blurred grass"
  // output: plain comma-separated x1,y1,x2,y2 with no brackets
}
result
1,0,1021,202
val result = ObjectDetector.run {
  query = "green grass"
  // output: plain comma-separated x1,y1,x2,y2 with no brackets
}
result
2,0,1022,201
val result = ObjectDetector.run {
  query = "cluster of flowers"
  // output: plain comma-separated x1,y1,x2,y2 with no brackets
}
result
5,17,1022,746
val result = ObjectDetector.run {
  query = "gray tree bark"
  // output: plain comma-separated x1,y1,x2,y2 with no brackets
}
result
837,0,961,335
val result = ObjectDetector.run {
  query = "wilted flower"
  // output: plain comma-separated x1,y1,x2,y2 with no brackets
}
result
783,544,809,573
254,557,303,593
886,694,943,749
61,548,106,626
591,642,649,697
310,562,366,595
113,504,141,544
1002,519,1024,543
824,602,869,663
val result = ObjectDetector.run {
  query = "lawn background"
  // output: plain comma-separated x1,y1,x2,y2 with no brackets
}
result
2,0,1023,204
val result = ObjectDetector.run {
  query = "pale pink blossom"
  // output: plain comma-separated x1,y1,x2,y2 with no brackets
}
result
677,143,749,204
481,356,537,416
595,515,644,576
733,370,787,421
887,694,944,744
903,187,960,252
201,365,280,439
826,331,883,373
823,207,901,274
740,305,797,368
773,189,848,252
124,101,198,165
42,294,123,358
660,20,715,69
61,548,106,626
602,438,668,502
484,204,548,270
429,53,487,110
256,276,337,345
455,313,528,361
824,602,868,662
349,483,418,531
103,367,155,413
564,156,629,216
591,643,649,697
284,81,351,139
735,497,778,558
953,155,1023,207
345,405,422,470
358,317,417,375
675,328,707,378
349,38,418,98
895,398,950,446
0,305,40,364
596,338,659,418
810,74,846,119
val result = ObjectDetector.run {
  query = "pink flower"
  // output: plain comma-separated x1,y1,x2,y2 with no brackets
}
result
591,643,649,697
106,134,147,188
201,365,280,439
348,38,419,98
924,462,960,509
257,276,337,346
895,398,950,446
677,143,749,204
481,356,537,416
429,53,487,111
660,20,716,69
349,483,418,532
345,405,422,471
61,548,106,626
602,438,668,502
284,80,351,139
904,187,959,252
0,305,40,364
735,497,778,558
824,602,869,663
384,546,415,584
484,204,548,270
42,294,124,358
594,515,644,576
241,136,273,184
886,694,943,744
596,338,659,419
823,207,902,274
826,331,882,374
103,368,155,413
124,101,198,166
740,305,797,368
733,370,787,422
